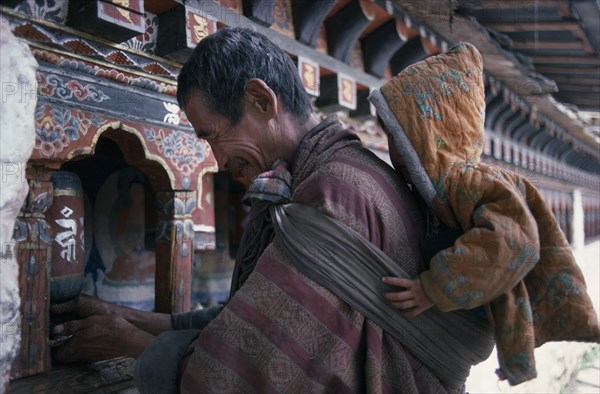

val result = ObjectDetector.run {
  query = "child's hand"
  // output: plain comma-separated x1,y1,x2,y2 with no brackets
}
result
381,277,433,317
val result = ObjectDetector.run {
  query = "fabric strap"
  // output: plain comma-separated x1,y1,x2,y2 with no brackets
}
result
271,202,495,389
230,160,292,295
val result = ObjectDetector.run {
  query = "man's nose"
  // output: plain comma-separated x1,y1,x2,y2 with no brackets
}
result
209,144,229,172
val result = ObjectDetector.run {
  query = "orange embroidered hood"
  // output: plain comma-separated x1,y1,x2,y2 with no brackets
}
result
369,42,485,227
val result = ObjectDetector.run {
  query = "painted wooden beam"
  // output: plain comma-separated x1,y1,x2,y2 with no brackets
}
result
511,40,585,50
506,115,529,140
362,19,405,78
389,36,426,75
493,105,518,135
531,56,600,65
554,94,600,108
156,6,217,63
350,88,376,120
1,0,23,7
486,21,581,32
67,0,145,43
178,0,382,88
315,73,357,112
242,0,275,26
325,0,375,63
291,0,336,47
557,85,600,93
462,0,564,10
535,66,600,75
513,123,538,143
546,76,600,86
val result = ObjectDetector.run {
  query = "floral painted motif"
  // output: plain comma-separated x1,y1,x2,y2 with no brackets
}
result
144,128,208,177
122,12,158,54
163,102,181,125
10,19,179,81
16,0,67,24
37,73,110,102
34,104,104,157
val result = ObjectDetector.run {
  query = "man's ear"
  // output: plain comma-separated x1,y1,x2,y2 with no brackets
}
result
245,78,277,119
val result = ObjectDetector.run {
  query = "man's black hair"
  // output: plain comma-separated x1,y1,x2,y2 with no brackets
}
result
177,27,312,124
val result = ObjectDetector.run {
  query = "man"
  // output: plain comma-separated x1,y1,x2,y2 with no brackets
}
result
53,28,491,392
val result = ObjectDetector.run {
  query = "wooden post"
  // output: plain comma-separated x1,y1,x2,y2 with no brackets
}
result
154,191,195,313
10,166,53,379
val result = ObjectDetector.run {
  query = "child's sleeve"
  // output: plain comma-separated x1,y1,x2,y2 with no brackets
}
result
420,168,540,312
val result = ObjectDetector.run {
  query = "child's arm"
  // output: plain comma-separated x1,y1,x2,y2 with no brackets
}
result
419,169,541,312
382,276,433,317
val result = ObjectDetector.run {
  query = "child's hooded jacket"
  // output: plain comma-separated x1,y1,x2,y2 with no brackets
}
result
369,42,599,385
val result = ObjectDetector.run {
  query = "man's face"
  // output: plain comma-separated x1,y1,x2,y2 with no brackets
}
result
184,89,275,182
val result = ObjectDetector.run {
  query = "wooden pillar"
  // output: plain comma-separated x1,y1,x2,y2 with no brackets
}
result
154,191,195,313
10,166,53,379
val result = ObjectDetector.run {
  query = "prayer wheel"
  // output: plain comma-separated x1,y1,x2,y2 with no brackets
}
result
48,171,85,303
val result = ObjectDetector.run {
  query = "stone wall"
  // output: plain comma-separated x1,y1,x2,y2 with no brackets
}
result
0,16,38,392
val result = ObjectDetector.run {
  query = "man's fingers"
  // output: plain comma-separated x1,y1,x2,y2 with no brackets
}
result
52,316,92,335
50,298,78,314
381,277,413,288
52,333,81,363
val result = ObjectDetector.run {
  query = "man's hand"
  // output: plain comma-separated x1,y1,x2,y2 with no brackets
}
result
51,295,173,336
51,315,155,363
51,294,115,320
382,276,433,317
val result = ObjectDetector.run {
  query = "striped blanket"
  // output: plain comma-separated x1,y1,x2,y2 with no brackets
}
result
180,116,473,393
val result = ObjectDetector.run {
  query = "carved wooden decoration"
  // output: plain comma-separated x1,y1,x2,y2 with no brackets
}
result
390,36,427,75
298,56,320,96
67,0,145,43
242,0,275,26
291,0,336,47
10,168,54,379
325,0,375,64
362,19,405,78
154,191,195,313
1,0,23,8
156,6,217,63
315,73,356,111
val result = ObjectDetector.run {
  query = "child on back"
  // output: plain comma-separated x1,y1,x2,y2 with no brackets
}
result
368,42,598,385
